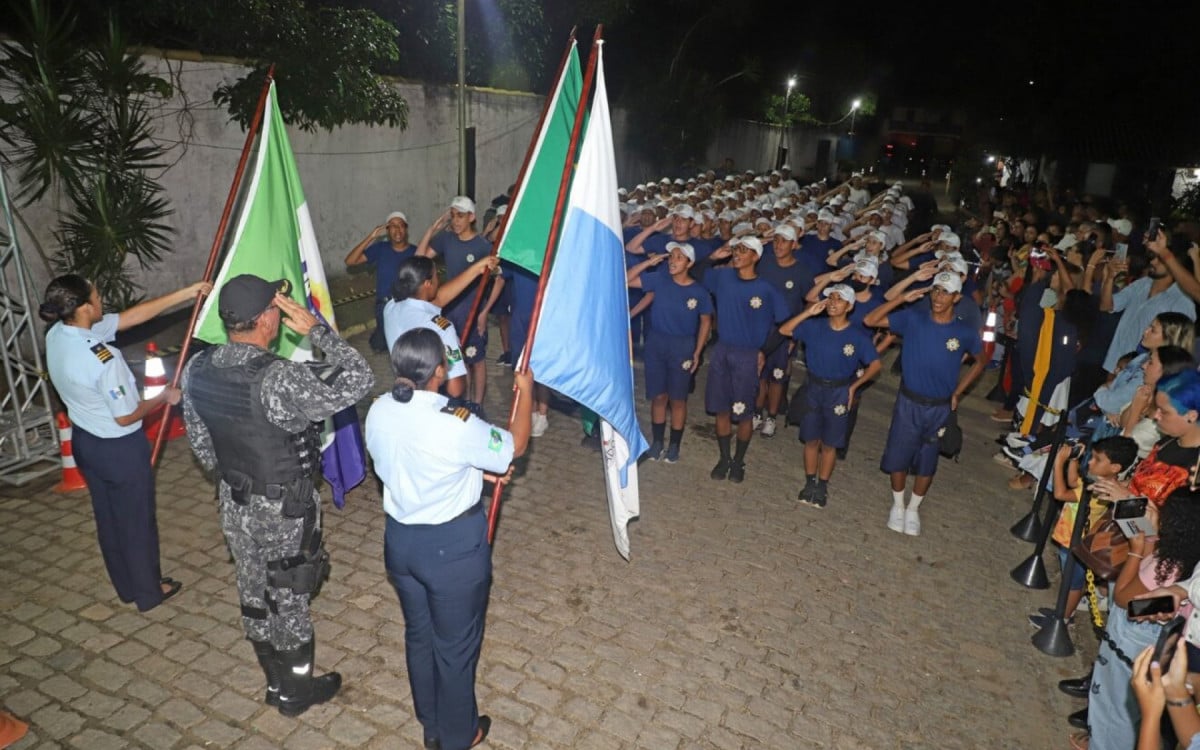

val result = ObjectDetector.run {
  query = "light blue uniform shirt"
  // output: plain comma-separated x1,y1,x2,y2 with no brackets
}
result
1103,278,1195,372
382,298,468,379
365,390,514,525
45,313,141,437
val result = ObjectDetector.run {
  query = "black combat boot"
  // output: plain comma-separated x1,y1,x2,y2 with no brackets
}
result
250,640,281,707
276,639,342,717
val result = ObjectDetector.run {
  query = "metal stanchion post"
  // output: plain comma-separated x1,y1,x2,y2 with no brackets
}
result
1011,413,1069,542
1032,486,1095,656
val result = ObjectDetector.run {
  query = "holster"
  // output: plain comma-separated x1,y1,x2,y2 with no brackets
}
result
266,507,330,597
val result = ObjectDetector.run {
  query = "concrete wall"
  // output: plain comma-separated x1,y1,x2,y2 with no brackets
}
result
4,53,837,298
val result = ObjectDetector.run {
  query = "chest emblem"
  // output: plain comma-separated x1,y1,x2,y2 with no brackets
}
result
749,296,763,309
833,404,847,416
946,338,960,352
686,298,698,310
466,254,476,262
785,280,794,290
732,401,747,415
842,343,855,357
465,345,478,358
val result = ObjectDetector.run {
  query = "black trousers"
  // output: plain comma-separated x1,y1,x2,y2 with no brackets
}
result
73,427,164,611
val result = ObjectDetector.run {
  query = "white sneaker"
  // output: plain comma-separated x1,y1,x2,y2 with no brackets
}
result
760,417,777,438
904,507,921,536
887,506,905,533
531,412,549,437
752,414,763,431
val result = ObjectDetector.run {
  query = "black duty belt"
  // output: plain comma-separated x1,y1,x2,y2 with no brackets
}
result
808,374,854,388
899,382,952,407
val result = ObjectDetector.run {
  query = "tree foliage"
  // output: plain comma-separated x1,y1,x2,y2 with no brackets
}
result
763,93,814,128
0,0,174,307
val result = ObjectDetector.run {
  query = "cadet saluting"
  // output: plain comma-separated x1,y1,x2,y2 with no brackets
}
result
40,274,209,612
366,328,534,750
182,275,374,716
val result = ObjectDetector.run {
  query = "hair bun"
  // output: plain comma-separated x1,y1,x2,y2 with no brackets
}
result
391,376,417,403
37,302,61,323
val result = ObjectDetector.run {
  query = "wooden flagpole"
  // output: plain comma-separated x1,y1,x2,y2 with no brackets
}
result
458,29,578,349
151,66,276,467
488,26,604,544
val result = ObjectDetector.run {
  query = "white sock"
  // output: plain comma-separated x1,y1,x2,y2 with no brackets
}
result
892,490,906,510
908,493,925,510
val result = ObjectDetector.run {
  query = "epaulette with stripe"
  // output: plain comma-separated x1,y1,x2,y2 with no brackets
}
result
90,343,114,363
439,404,471,422
431,315,452,330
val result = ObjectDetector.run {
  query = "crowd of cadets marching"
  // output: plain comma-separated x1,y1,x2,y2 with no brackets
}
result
619,167,985,536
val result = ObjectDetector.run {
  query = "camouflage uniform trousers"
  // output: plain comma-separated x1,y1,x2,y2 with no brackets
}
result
220,488,320,651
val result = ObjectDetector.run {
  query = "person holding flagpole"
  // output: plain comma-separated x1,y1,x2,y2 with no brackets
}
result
183,275,374,716
40,274,210,613
695,236,790,482
366,327,535,750
626,242,713,462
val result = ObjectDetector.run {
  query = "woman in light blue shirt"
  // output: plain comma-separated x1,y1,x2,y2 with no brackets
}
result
366,328,532,750
41,274,208,612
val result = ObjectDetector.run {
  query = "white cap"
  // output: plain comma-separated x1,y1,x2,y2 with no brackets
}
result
450,196,476,214
1108,218,1132,236
931,224,950,234
940,256,969,276
853,258,879,279
940,232,962,249
718,210,738,222
732,221,754,236
773,200,790,210
735,236,764,257
496,204,508,217
755,216,773,227
617,187,628,196
830,195,846,205
868,230,888,245
780,163,791,170
672,205,696,220
932,271,963,294
774,224,797,241
386,211,408,224
817,211,836,223
823,284,856,304
665,241,695,262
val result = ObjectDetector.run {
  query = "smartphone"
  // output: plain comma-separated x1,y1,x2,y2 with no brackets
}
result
1151,615,1187,675
1129,596,1177,618
1147,217,1161,242
1114,243,1128,262
1113,496,1156,538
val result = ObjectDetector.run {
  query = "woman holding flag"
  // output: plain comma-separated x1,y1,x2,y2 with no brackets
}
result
366,328,534,750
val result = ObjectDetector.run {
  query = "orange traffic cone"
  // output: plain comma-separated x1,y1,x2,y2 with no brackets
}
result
53,412,87,492
141,342,186,441
0,710,29,748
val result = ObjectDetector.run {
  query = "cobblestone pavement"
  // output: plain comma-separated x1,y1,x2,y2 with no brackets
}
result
2,330,1094,749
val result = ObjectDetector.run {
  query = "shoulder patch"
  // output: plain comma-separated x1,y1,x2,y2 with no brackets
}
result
439,404,471,422
432,315,452,330
90,342,114,363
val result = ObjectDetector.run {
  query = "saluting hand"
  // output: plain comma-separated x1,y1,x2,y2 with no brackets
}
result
274,293,319,336
902,286,929,304
647,253,668,266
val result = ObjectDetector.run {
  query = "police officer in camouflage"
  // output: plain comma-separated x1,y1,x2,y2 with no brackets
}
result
182,274,374,717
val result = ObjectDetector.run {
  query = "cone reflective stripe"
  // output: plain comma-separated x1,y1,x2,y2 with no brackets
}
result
983,310,998,343
144,342,167,398
141,342,187,441
53,412,87,492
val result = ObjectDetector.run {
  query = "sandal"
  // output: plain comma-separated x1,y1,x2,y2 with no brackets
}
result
1069,731,1089,750
1008,474,1033,490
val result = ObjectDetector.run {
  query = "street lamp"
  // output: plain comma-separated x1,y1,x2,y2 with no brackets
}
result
849,98,861,136
777,76,797,170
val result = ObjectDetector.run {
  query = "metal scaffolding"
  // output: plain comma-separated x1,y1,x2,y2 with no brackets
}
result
0,164,59,486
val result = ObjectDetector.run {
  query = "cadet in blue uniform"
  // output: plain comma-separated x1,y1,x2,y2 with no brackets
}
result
753,224,813,437
41,274,209,611
366,329,534,750
863,272,986,536
383,256,499,400
418,196,506,406
776,285,881,507
344,211,415,352
627,242,714,462
698,237,790,482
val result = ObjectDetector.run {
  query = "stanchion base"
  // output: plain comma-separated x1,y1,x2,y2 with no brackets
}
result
1032,616,1075,657
1010,553,1050,589
1010,511,1042,543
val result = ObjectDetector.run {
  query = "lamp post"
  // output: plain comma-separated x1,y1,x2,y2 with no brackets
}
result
777,76,796,170
456,0,467,195
849,98,861,136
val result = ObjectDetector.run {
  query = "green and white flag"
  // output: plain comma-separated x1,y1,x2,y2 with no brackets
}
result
494,42,583,275
195,82,337,357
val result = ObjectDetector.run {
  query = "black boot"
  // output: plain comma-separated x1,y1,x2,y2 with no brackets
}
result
1058,671,1091,699
276,639,342,717
250,640,281,707
1067,707,1088,729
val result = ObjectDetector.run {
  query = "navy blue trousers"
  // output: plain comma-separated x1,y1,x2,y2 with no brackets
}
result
72,427,163,611
385,509,490,750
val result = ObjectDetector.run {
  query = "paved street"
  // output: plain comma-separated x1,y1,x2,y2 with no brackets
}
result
2,330,1092,749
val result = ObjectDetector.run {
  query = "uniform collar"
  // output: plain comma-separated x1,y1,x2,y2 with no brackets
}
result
408,390,447,409
401,298,440,315
56,322,97,339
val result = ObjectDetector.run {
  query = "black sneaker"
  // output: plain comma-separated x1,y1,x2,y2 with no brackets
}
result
728,461,746,483
798,476,817,504
496,351,512,367
647,440,664,461
710,458,730,480
810,481,828,508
